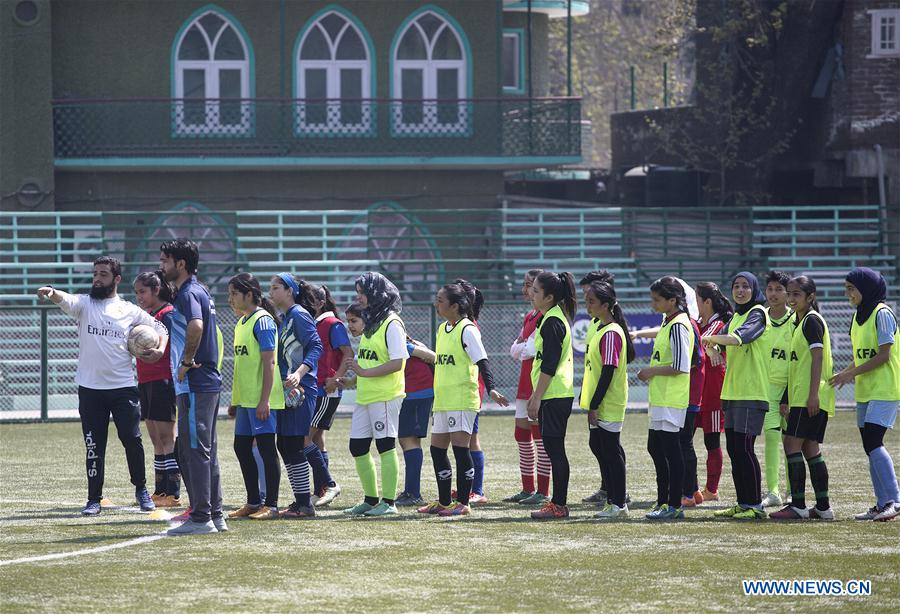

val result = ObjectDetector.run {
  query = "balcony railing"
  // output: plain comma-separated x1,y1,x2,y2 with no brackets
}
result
52,97,581,162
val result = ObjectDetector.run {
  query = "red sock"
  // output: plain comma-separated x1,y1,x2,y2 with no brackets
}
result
514,426,535,492
706,447,723,492
532,423,551,496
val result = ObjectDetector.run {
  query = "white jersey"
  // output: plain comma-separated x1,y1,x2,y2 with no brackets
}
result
58,293,167,390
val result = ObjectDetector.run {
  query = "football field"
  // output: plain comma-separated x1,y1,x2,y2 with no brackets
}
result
1,412,898,612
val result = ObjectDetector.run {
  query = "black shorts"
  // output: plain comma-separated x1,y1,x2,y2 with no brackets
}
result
538,397,573,438
138,379,176,422
311,394,341,430
784,407,828,443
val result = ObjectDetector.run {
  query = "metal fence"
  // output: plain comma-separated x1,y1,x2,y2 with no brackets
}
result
0,299,881,421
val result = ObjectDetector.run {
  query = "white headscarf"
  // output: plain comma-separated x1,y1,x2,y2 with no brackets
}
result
675,278,699,321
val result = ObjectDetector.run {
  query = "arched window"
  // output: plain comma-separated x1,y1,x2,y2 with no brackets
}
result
173,8,252,135
296,8,374,135
392,8,470,135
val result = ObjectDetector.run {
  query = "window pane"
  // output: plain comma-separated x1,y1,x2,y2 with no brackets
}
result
502,35,518,88
178,25,209,60
397,28,427,60
433,27,462,60
183,69,206,125
340,68,362,125
437,68,458,124
198,13,224,40
321,13,346,42
417,13,443,42
301,25,331,60
336,26,366,60
401,68,423,124
219,69,242,125
304,68,328,124
214,25,245,60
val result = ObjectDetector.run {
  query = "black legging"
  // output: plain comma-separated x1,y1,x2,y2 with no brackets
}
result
647,429,683,508
542,435,569,506
234,434,279,508
862,424,888,455
725,428,761,506
589,428,626,507
680,413,698,497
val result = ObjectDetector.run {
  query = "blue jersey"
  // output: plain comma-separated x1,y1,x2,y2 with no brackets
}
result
170,276,222,395
278,304,322,391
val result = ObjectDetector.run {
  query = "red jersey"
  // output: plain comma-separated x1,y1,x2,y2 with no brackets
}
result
315,314,347,387
699,317,727,411
516,310,541,400
689,318,705,407
404,355,434,394
136,304,173,385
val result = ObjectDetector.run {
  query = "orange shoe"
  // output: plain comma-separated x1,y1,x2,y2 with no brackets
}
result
701,488,719,501
681,496,698,508
155,495,182,508
693,490,704,505
530,502,569,519
249,505,279,520
227,503,261,519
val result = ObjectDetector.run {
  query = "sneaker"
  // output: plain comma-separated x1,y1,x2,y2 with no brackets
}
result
692,490,704,505
249,505,279,520
155,495,181,508
343,502,375,516
531,502,569,519
658,506,685,520
681,496,698,508
625,492,632,505
315,484,341,508
519,492,550,506
417,500,452,514
701,488,719,502
769,505,809,520
713,504,743,518
468,493,488,507
212,516,229,532
503,490,535,503
733,507,766,520
171,507,192,522
646,504,669,519
394,492,425,507
227,503,261,519
761,492,783,508
151,493,165,504
363,502,398,517
595,503,628,519
809,506,834,520
437,503,471,517
81,500,101,516
136,488,156,512
166,519,217,536
582,488,607,503
854,505,881,521
281,502,316,518
99,498,115,508
873,502,900,522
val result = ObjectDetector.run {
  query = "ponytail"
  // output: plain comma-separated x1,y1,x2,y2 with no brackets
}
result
588,281,635,362
650,276,687,315
312,284,338,316
536,271,577,322
454,278,484,321
695,281,733,324
229,273,281,325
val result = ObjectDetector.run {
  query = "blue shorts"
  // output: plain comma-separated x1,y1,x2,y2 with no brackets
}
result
856,400,899,429
234,406,277,436
277,387,315,436
687,403,701,414
473,412,480,434
398,396,433,438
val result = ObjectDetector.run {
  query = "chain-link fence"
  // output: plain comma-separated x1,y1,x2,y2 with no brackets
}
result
0,299,889,420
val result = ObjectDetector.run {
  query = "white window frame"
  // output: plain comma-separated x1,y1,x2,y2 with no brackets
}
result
868,9,900,58
392,13,469,136
502,30,524,94
296,13,373,136
174,12,251,136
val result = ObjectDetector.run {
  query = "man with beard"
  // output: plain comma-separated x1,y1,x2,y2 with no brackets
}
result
37,256,168,516
158,239,226,535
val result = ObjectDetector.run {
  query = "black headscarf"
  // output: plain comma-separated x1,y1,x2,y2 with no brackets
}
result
355,272,402,337
732,271,765,315
846,267,887,327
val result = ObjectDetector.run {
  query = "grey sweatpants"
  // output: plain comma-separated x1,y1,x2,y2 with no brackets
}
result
176,392,223,523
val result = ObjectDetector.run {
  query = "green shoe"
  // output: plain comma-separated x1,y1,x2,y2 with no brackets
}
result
733,506,766,520
363,502,398,517
713,504,743,518
503,490,535,503
343,502,374,516
519,492,550,506
646,504,669,519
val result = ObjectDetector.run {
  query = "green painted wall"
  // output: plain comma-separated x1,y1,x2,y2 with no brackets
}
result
502,11,549,97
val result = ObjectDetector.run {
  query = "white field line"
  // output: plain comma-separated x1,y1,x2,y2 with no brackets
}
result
0,530,169,567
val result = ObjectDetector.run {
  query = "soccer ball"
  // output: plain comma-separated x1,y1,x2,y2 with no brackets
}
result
128,324,159,358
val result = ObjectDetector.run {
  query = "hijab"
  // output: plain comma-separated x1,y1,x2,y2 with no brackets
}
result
846,267,887,327
355,272,402,337
732,271,765,316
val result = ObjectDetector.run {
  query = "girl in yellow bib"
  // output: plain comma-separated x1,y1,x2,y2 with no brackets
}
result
831,267,900,521
582,281,634,519
770,276,834,520
527,271,577,520
417,283,509,517
638,277,694,520
342,272,408,517
226,273,285,521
